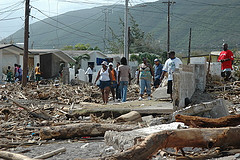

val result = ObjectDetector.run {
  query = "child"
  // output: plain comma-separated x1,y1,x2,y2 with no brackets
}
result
6,66,12,82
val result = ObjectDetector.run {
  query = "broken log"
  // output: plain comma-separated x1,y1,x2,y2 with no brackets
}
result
102,127,240,160
114,111,142,123
0,151,36,160
40,123,138,140
175,114,240,128
33,147,66,159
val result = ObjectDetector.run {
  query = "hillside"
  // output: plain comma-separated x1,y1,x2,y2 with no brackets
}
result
2,0,240,54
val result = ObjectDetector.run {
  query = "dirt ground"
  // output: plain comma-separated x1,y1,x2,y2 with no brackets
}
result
12,139,117,160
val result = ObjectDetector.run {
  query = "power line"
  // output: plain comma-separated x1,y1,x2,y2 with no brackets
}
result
31,5,103,39
30,15,102,42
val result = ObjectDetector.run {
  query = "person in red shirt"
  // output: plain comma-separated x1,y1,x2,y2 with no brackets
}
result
218,43,234,81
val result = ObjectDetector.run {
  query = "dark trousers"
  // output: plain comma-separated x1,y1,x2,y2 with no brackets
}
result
116,85,121,99
88,74,93,83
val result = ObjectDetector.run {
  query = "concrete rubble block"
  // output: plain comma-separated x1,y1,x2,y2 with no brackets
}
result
172,99,229,120
141,115,164,126
152,87,170,100
114,111,142,123
104,122,187,151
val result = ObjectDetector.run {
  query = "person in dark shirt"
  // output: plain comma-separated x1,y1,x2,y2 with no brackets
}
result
153,59,163,88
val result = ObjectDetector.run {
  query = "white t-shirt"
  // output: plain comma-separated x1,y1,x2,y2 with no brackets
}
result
163,57,182,81
85,67,93,75
99,68,110,81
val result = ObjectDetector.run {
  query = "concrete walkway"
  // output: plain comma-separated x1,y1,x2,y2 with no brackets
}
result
71,100,173,116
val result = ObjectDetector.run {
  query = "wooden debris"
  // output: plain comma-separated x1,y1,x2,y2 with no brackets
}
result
175,114,240,128
0,151,36,160
40,123,138,140
33,147,66,159
114,111,142,123
1,108,11,121
102,127,240,160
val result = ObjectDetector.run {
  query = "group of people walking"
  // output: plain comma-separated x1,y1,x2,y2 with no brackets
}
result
94,57,130,104
93,50,184,104
137,51,182,101
5,63,41,84
6,64,23,83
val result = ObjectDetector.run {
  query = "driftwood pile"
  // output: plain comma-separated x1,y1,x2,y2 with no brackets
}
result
102,114,240,160
0,82,141,158
207,81,240,105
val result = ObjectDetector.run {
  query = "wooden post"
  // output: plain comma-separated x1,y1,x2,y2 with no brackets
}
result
22,0,30,87
187,28,192,65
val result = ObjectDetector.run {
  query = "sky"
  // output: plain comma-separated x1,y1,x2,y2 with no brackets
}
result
0,0,157,40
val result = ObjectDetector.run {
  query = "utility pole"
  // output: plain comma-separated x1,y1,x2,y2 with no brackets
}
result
187,28,192,65
124,0,129,62
163,0,176,52
102,8,112,53
22,0,30,87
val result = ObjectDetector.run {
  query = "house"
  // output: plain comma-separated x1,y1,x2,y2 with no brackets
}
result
0,44,75,81
0,44,25,80
63,50,108,72
29,49,75,79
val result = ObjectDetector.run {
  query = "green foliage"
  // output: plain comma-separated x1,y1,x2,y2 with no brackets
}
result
62,43,100,51
108,14,164,63
72,53,90,70
130,52,162,65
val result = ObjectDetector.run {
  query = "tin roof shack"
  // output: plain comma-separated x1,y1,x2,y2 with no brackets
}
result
0,44,25,80
29,49,75,79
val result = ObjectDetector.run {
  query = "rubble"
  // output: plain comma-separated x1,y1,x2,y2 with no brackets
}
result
0,78,240,160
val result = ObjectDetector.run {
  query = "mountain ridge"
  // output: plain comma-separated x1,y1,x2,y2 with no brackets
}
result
2,0,240,54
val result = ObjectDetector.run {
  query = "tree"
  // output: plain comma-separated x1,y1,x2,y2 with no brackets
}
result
62,43,100,51
130,52,162,66
73,53,90,71
108,14,164,62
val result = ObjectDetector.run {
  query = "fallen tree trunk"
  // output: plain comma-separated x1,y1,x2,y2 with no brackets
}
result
175,114,240,128
40,123,138,140
0,151,36,160
102,127,240,160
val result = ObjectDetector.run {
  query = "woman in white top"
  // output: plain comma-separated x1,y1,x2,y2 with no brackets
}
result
94,61,112,104
85,65,93,83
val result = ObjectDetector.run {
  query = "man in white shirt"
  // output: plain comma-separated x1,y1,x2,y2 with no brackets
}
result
160,51,182,101
85,65,93,83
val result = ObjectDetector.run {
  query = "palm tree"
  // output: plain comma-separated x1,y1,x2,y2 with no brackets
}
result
73,53,90,70
130,53,161,65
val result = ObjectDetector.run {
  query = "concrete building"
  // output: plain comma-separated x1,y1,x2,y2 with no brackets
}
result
63,50,108,72
29,49,75,79
0,44,75,81
0,44,25,80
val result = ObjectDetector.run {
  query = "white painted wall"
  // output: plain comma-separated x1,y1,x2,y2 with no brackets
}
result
19,55,23,67
69,67,75,82
34,55,40,67
81,51,107,71
0,50,2,80
77,69,87,81
2,52,19,73
209,62,221,77
190,57,206,64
